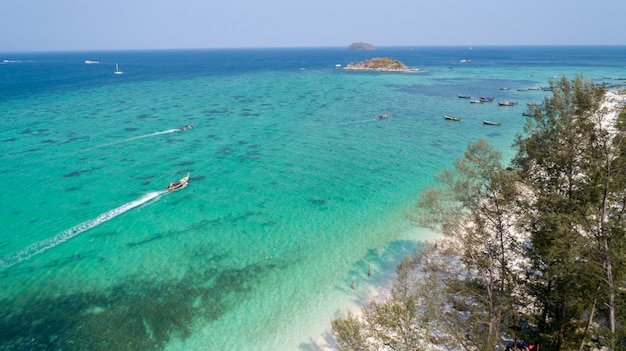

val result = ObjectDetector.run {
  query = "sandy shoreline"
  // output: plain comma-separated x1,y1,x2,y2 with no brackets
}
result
308,226,443,350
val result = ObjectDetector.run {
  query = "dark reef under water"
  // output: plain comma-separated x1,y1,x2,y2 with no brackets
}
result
0,259,280,351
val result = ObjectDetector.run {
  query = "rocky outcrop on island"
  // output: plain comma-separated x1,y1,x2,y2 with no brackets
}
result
343,57,416,72
347,42,375,50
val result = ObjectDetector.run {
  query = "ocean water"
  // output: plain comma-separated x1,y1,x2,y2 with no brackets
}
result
1,46,625,350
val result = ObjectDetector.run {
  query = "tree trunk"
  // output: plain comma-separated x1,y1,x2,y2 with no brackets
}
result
558,297,568,350
578,286,599,351
603,236,616,350
600,155,616,350
487,265,495,346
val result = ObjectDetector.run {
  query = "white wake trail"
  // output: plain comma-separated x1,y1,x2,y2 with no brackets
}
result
324,118,378,125
0,191,164,270
89,129,179,149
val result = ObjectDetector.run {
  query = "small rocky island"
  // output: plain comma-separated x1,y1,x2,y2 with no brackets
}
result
343,57,417,72
347,42,375,50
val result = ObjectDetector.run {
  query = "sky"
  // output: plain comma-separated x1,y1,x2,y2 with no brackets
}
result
2,0,625,52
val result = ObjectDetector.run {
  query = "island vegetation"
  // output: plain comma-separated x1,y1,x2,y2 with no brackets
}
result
331,76,626,351
347,42,375,50
343,57,415,72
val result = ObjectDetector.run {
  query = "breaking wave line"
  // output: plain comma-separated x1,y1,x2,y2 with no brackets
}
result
0,191,164,270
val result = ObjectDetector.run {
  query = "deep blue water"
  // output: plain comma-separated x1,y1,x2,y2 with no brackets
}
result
3,46,624,100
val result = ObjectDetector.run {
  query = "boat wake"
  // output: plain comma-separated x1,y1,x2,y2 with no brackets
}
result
89,129,179,149
0,191,165,270
324,118,379,125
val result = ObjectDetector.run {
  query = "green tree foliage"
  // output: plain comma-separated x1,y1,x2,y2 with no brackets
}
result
583,89,626,350
331,311,372,351
416,139,522,350
513,76,626,350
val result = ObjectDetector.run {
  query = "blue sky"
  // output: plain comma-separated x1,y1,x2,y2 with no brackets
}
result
2,0,625,52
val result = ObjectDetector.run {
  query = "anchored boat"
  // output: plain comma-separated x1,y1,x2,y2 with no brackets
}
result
483,120,502,126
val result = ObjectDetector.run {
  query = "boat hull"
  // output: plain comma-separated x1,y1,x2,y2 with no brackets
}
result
483,120,501,126
166,173,190,192
444,115,461,121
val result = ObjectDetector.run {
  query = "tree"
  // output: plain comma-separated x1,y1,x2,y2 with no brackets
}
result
331,311,372,351
513,76,626,350
415,138,522,350
579,88,626,350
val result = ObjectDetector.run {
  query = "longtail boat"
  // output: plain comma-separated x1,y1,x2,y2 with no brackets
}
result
167,173,190,192
483,120,501,126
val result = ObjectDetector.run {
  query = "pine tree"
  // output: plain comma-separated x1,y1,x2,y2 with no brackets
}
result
513,76,625,349
415,138,521,349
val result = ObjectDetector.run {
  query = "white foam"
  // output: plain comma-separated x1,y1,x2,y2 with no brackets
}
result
89,129,179,149
0,191,163,270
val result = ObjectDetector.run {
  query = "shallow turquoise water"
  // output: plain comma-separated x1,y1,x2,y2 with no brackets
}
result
1,47,624,350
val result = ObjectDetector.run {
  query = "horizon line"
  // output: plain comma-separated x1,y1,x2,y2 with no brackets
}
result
2,44,626,55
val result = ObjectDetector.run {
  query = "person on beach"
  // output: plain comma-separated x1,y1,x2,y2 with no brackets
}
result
351,281,355,289
367,269,371,276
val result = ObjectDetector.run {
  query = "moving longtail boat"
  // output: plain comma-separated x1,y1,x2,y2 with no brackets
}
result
444,115,461,121
179,123,193,131
166,173,190,192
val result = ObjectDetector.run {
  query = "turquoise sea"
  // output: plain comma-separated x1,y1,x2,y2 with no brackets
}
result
1,46,625,350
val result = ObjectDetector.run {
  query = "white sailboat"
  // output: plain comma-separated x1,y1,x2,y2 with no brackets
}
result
114,63,123,75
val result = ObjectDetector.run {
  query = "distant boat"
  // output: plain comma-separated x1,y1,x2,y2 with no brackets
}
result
498,101,518,106
483,120,501,126
179,123,194,131
84,60,100,64
444,115,461,121
479,96,495,102
457,94,471,99
523,111,539,117
114,63,123,75
378,112,390,120
469,99,482,104
499,87,510,90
